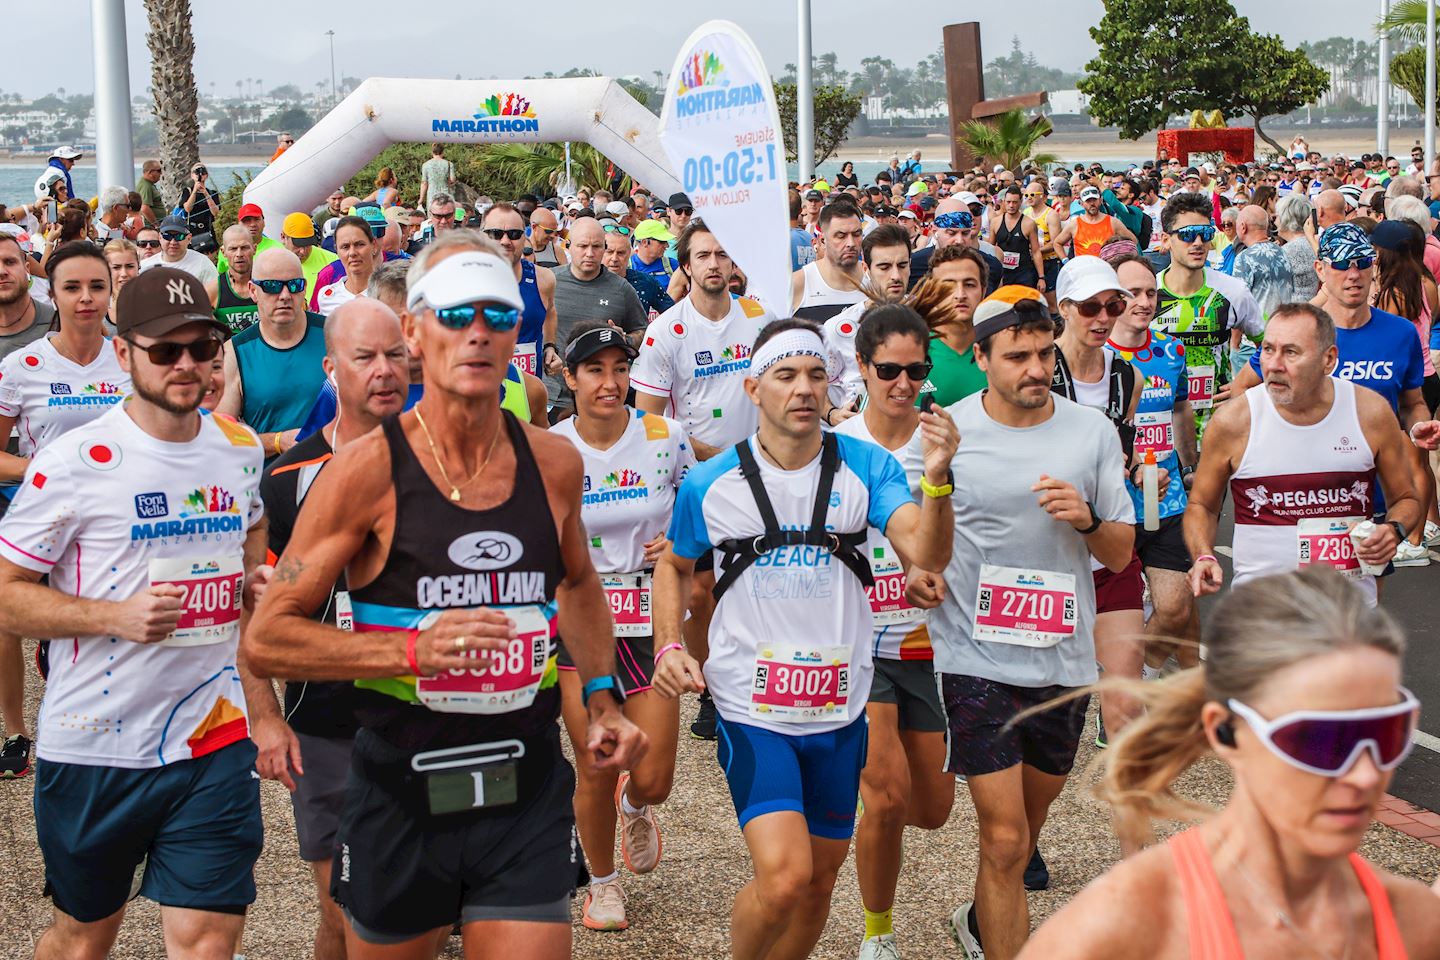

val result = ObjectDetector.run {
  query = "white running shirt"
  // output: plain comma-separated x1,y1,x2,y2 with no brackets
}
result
823,302,866,410
140,249,218,287
312,279,365,317
0,335,130,458
551,409,695,574
630,295,774,449
0,406,265,768
668,433,911,735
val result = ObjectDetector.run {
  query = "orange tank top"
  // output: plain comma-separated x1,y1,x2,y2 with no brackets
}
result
1073,214,1114,258
1169,829,1407,960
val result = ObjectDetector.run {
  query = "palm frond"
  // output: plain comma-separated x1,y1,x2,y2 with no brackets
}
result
1378,0,1435,42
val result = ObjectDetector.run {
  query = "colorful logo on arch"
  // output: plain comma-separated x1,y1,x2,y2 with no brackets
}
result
476,93,536,119
676,51,724,95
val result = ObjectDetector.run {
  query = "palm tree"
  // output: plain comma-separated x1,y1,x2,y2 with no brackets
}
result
477,143,627,198
1379,1,1438,43
143,0,200,204
956,109,1058,173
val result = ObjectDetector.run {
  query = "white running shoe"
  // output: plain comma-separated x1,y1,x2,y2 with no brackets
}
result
582,879,628,931
858,932,902,960
1393,540,1431,567
1424,521,1440,547
948,902,986,959
616,771,662,873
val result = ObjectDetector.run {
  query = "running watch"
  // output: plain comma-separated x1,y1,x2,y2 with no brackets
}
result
581,674,627,707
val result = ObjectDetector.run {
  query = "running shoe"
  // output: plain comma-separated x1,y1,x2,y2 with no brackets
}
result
1425,521,1440,547
857,932,902,960
691,691,718,740
947,902,985,959
582,879,628,931
0,734,31,779
1024,847,1050,891
1393,539,1432,567
1094,710,1108,750
615,771,662,874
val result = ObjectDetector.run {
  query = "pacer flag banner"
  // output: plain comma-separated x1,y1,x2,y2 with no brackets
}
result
660,21,791,316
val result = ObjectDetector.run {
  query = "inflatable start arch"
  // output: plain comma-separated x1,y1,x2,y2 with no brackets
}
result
243,77,683,237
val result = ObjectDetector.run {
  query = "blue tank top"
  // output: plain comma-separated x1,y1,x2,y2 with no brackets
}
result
518,260,546,357
231,312,329,443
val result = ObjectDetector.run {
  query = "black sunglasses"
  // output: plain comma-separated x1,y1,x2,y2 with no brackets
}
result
160,231,188,242
671,206,694,215
136,239,161,249
1074,296,1128,319
870,360,933,382
124,336,222,365
483,228,525,241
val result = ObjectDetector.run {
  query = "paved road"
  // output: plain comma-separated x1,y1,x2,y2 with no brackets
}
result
1209,505,1440,811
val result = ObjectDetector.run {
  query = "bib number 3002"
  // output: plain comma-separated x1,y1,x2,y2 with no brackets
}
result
973,564,1077,648
148,556,243,647
416,606,552,714
750,643,850,723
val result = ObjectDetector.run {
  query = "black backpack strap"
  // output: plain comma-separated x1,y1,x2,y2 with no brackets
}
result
1050,344,1074,401
1108,354,1138,461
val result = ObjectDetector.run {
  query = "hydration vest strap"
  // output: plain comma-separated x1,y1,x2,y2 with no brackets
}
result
711,434,874,602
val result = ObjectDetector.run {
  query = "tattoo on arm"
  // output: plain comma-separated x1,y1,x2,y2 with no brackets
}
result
273,555,305,585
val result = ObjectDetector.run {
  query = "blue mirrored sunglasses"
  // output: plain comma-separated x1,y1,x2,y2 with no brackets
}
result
1173,224,1216,244
252,278,306,295
1324,256,1375,272
433,304,520,332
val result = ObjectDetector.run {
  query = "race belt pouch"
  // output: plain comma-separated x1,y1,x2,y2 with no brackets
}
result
411,739,525,816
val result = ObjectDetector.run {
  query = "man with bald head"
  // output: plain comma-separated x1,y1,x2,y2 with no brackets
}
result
908,195,1004,293
258,295,409,960
209,223,260,334
219,247,328,458
1315,189,1349,229
546,216,648,416
1233,203,1295,320
528,205,567,267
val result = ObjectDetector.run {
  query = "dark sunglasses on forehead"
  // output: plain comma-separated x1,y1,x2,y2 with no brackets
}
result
483,228,525,241
870,360,933,382
253,277,306,295
124,336,222,365
1074,296,1128,319
431,304,520,332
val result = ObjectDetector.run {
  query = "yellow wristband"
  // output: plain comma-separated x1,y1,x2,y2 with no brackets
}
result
272,432,284,456
920,474,953,498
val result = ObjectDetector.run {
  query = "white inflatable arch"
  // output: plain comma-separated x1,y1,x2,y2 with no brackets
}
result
243,77,683,237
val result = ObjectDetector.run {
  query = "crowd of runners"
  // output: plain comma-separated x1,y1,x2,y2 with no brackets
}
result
1,137,1439,960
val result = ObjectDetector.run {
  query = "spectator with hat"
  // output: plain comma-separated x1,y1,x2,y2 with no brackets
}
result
631,219,677,284
278,212,338,301
35,146,81,203
139,214,219,290
181,162,221,238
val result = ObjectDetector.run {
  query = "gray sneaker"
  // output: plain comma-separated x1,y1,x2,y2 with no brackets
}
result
948,902,985,960
858,932,902,960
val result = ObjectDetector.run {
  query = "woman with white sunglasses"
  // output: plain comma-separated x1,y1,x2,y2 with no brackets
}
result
1020,566,1440,960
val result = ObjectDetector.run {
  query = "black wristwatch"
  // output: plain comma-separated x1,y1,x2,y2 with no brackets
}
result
543,342,558,355
1076,501,1103,535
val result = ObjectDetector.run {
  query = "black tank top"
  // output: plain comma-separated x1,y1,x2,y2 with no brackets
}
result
995,214,1030,271
350,410,566,751
214,273,258,334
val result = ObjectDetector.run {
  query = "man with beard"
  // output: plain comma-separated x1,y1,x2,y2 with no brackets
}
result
791,201,867,323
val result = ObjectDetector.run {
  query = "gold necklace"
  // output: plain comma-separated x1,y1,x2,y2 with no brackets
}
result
412,405,503,501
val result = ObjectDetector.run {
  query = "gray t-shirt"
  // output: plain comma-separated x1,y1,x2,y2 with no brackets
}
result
928,392,1135,687
0,299,55,361
1282,236,1320,301
421,157,454,201
546,264,648,400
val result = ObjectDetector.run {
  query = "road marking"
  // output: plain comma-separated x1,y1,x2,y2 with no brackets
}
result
1414,728,1440,754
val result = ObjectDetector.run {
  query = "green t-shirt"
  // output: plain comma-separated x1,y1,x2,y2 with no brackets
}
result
921,336,988,408
136,178,164,219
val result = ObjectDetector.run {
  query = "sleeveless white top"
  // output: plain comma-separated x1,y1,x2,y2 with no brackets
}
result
1230,378,1378,603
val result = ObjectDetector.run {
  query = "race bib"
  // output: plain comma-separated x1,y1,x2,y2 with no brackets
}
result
1188,364,1216,410
148,556,244,647
601,572,652,637
511,341,538,376
750,643,850,723
1001,251,1021,269
1297,517,1362,574
973,565,1077,648
1134,409,1175,460
866,550,918,626
416,606,551,715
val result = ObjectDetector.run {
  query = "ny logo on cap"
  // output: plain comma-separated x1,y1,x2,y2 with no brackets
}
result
166,278,194,305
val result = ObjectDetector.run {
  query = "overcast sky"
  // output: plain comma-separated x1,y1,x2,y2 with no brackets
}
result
9,1,1372,102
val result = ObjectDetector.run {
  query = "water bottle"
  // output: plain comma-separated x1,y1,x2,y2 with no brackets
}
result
1142,451,1160,532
